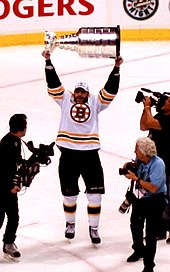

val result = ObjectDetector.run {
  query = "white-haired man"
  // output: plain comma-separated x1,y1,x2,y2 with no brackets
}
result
42,50,123,244
123,137,167,272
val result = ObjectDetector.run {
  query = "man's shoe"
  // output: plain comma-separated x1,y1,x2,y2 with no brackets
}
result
127,251,143,262
89,226,101,244
65,222,75,239
3,243,21,261
166,238,170,244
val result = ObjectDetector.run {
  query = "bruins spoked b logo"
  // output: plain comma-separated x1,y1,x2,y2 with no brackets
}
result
70,103,90,123
123,0,159,20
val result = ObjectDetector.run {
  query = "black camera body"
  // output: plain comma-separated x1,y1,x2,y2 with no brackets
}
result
135,88,170,112
13,141,55,188
119,161,138,176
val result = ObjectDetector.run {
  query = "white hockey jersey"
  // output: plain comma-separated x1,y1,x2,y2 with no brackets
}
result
48,85,115,150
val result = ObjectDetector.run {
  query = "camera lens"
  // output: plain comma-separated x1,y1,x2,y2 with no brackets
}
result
118,199,130,214
119,168,128,175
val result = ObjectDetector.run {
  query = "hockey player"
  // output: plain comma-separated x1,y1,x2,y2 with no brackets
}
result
42,50,123,244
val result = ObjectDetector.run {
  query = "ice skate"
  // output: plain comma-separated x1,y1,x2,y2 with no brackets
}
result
89,226,101,245
3,243,21,262
65,222,75,241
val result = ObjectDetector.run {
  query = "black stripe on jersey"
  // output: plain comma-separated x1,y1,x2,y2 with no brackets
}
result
57,134,99,141
99,90,113,102
48,90,64,97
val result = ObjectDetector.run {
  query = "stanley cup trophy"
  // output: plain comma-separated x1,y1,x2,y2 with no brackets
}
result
44,26,120,58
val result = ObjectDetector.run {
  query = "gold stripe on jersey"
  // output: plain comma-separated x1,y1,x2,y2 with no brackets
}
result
58,130,99,137
98,88,115,104
57,130,100,145
48,86,64,100
57,138,100,145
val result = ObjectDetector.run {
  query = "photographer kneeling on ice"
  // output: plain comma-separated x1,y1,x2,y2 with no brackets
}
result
121,137,167,272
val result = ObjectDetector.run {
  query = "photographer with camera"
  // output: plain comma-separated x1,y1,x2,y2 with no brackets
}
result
122,137,167,272
42,50,123,244
0,114,27,261
140,92,170,242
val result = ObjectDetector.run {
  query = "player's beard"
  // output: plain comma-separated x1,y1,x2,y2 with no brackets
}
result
75,96,88,103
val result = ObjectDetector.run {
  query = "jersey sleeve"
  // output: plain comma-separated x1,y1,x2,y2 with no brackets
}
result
104,66,120,95
97,66,120,109
45,59,61,88
45,59,65,103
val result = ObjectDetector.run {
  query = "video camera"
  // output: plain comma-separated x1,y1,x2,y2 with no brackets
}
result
13,141,55,188
135,88,170,112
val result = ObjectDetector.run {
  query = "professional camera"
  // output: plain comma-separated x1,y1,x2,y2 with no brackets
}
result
118,161,139,214
119,161,138,176
13,141,55,188
118,198,131,214
118,180,137,214
135,88,170,112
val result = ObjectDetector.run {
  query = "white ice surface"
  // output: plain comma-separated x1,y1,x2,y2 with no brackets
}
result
0,42,170,271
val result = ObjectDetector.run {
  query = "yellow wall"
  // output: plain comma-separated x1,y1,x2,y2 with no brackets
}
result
0,29,170,47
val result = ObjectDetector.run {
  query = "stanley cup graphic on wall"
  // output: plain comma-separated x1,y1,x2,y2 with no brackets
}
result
44,26,120,59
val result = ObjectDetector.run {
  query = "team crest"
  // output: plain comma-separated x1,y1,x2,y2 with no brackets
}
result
123,0,159,20
70,103,90,123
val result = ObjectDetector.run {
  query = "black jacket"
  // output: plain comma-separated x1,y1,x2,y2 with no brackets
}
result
149,113,170,173
0,133,22,192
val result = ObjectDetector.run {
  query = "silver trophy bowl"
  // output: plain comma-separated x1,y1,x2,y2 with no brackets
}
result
44,26,120,58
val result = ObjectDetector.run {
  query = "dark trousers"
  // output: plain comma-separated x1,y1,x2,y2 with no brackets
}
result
130,193,166,269
0,192,19,244
157,175,170,236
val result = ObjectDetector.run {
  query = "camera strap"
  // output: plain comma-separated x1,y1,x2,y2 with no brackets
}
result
21,139,35,153
129,180,135,192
